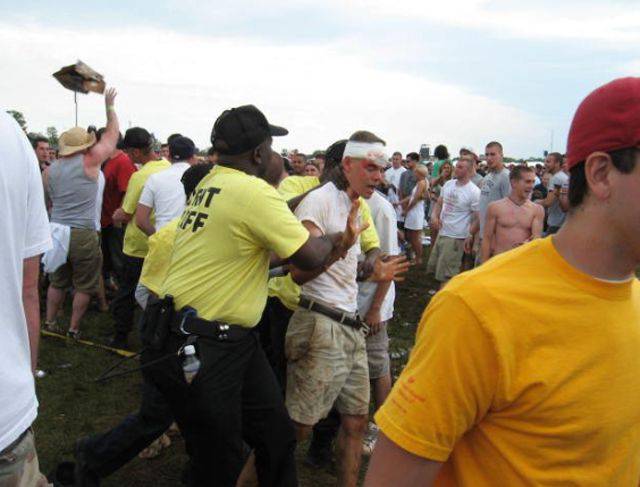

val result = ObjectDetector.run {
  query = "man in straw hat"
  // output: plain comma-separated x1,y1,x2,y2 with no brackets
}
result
365,77,640,486
43,88,120,339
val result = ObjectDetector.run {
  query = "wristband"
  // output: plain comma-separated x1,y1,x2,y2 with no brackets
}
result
107,105,116,112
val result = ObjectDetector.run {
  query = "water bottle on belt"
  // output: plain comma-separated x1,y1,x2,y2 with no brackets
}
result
182,345,201,384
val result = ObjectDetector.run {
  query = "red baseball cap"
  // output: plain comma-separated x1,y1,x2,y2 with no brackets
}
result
565,77,640,169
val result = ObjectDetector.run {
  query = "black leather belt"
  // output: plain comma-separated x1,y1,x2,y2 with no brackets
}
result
298,296,366,331
169,308,251,342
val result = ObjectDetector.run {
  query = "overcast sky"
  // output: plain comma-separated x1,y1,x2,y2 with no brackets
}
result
1,0,639,157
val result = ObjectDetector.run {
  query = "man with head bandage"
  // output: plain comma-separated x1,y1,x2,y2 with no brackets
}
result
285,130,400,487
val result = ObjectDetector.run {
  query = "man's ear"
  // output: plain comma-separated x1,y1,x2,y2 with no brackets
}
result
342,156,351,174
584,151,613,202
253,146,262,166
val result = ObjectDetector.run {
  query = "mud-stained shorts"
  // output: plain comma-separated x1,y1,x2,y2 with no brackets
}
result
0,429,50,487
366,321,390,379
427,235,465,282
285,309,370,425
49,228,102,293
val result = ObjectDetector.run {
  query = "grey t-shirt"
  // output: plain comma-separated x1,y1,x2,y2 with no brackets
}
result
471,173,484,189
479,168,511,235
399,170,417,200
547,171,569,228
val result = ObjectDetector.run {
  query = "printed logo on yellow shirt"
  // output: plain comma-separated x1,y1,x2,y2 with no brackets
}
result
178,187,221,233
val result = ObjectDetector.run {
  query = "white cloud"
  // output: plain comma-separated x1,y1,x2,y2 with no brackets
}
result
193,0,640,44
327,0,640,44
0,21,547,156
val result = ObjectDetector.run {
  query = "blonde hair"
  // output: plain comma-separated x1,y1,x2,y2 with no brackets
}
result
415,165,429,178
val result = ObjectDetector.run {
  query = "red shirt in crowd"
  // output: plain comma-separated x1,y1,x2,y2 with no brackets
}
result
101,151,137,228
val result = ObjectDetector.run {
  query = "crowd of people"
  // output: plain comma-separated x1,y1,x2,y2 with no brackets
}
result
1,75,639,487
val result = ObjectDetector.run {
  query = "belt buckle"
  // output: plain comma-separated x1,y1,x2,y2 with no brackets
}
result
179,308,197,335
303,297,314,311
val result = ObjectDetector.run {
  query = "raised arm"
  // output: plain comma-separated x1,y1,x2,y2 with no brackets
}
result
289,199,369,280
85,88,120,168
536,180,559,209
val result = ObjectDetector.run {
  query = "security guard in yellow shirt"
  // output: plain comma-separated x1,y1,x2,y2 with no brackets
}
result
140,105,365,487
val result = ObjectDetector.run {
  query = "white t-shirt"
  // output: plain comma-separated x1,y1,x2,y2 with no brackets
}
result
386,186,403,222
0,112,52,451
439,179,480,239
548,170,569,228
296,182,361,313
384,166,406,191
358,191,399,321
95,170,105,231
138,161,190,230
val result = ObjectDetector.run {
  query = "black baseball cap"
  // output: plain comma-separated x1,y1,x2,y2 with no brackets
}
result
169,136,196,161
210,105,288,155
122,127,153,149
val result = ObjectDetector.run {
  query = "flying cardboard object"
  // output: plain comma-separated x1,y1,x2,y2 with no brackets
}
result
52,60,105,94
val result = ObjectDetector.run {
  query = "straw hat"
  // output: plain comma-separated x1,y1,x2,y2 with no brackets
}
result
58,127,97,157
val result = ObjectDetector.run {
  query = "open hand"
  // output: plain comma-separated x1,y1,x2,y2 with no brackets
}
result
369,254,411,282
339,199,370,257
105,87,118,107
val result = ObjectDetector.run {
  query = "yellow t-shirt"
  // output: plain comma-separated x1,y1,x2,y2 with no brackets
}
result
161,165,310,327
121,159,171,258
376,237,640,486
278,175,319,201
138,218,178,295
268,176,380,310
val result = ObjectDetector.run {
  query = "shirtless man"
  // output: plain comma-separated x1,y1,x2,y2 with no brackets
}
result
480,165,544,262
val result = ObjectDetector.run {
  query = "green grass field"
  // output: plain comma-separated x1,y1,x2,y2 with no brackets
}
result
34,257,438,486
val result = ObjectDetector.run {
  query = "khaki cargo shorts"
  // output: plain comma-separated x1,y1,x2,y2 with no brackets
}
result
0,429,50,487
285,308,370,425
366,321,390,379
427,235,465,282
50,228,102,293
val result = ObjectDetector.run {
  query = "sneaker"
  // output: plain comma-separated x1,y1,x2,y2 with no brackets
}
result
44,320,60,333
66,330,81,341
108,334,129,350
362,422,379,456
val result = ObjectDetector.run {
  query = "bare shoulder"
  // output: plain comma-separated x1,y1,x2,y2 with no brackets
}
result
488,198,509,212
526,200,544,215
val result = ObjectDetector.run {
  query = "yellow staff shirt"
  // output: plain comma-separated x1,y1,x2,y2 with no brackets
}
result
121,159,171,258
138,218,178,295
268,175,380,310
376,237,640,486
277,175,319,201
161,165,310,327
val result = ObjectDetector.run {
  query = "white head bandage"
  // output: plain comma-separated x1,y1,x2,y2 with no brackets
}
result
343,141,387,167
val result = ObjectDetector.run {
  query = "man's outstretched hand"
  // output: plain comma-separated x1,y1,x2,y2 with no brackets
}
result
337,199,370,259
369,254,411,282
105,87,117,107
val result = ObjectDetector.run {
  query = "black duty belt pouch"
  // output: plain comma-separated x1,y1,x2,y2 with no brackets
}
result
141,295,175,350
